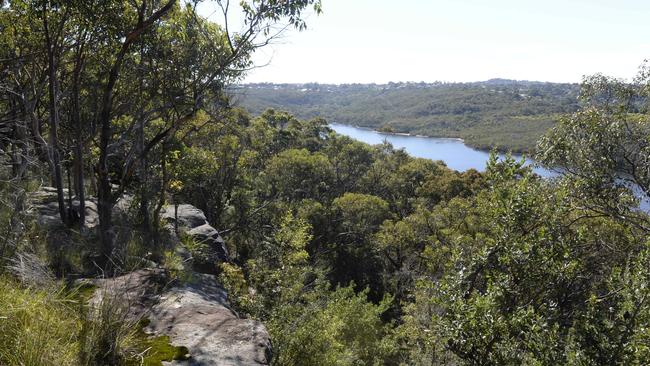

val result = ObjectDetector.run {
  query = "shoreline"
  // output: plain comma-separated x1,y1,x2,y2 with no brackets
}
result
328,123,528,155
329,123,466,142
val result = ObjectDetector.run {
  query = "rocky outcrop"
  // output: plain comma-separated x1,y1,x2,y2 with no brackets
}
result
31,190,229,272
32,190,265,364
90,269,272,366
30,187,99,229
162,204,229,272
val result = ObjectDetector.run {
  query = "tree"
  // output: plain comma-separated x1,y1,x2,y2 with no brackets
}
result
373,208,438,304
415,156,650,364
262,148,334,202
325,135,374,195
94,0,177,265
537,67,650,232
220,212,395,366
330,192,391,298
0,1,70,223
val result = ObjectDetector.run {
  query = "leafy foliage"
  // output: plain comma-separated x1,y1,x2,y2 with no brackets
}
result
2,1,650,364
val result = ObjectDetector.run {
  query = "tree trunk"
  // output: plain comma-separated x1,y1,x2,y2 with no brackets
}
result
96,0,176,267
44,12,68,226
153,142,168,249
98,93,115,264
136,42,150,234
72,39,86,225
10,100,28,180
67,165,74,220
138,117,150,233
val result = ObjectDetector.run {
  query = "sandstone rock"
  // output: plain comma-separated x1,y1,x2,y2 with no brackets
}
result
150,273,272,366
162,204,208,229
89,270,271,366
162,205,229,270
87,269,168,319
31,187,98,229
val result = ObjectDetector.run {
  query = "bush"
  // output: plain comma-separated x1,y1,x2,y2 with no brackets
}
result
270,286,395,366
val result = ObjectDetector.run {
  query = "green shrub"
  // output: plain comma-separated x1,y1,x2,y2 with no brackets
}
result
0,275,185,366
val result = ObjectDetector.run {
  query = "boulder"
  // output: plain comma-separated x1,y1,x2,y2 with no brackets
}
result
162,204,208,229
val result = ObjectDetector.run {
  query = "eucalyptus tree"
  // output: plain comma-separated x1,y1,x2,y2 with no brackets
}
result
403,157,650,365
537,65,650,232
0,1,68,221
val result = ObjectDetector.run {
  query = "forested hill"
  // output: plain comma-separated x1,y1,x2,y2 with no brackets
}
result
234,80,580,152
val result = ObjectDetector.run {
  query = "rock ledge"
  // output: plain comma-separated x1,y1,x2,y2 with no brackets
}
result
91,269,271,366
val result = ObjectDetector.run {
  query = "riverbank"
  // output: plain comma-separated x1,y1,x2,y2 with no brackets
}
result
338,123,532,154
344,123,465,142
328,123,553,176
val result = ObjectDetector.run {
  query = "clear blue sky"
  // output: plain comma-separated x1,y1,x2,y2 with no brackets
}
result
200,0,650,84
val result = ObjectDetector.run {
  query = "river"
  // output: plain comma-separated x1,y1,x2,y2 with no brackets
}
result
329,123,557,177
330,123,650,211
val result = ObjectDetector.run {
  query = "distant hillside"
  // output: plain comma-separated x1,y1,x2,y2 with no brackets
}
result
232,80,580,153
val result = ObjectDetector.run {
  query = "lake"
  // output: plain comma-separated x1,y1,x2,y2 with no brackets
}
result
329,123,556,177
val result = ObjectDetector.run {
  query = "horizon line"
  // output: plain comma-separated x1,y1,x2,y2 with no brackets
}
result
235,78,583,86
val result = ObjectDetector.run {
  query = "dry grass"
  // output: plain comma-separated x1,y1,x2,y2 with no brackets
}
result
78,287,140,366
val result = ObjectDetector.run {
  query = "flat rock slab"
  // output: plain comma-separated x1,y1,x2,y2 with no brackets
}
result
148,274,271,366
90,270,271,366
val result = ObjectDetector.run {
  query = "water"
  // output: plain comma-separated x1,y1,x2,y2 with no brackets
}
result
330,123,650,211
329,123,557,177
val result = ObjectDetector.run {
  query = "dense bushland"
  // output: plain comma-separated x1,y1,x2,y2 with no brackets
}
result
1,0,650,365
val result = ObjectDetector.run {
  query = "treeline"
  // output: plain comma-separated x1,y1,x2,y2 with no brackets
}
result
236,80,580,152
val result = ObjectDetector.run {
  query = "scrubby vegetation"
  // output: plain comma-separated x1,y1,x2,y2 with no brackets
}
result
0,273,186,366
1,0,650,365
0,276,80,365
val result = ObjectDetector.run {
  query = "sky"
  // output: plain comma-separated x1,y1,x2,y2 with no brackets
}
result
199,0,650,84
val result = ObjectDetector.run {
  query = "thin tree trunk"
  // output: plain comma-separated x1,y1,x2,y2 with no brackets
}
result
153,142,168,249
96,0,176,265
10,99,28,179
72,38,86,225
137,42,150,234
138,117,150,233
67,165,74,220
44,11,67,226
98,98,115,264
25,97,51,170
